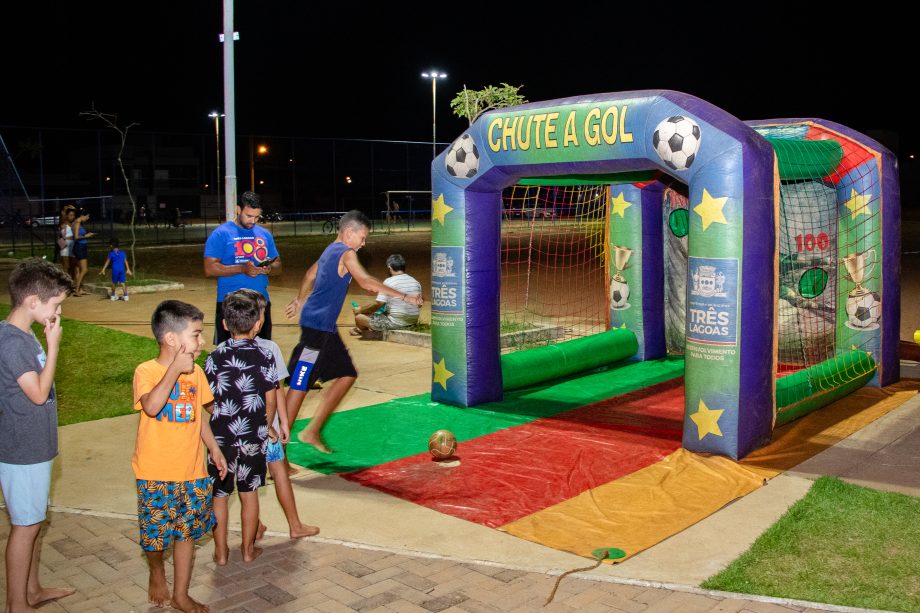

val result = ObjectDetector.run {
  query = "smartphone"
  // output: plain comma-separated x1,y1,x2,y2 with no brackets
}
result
256,256,278,268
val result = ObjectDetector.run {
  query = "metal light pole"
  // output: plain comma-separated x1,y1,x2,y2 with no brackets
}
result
220,0,238,223
421,70,447,159
208,112,224,215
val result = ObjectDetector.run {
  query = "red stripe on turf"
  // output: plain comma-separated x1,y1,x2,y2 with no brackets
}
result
343,378,685,527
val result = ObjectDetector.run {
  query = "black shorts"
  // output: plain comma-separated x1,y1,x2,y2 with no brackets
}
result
72,241,88,260
214,300,273,345
208,441,266,496
287,327,357,388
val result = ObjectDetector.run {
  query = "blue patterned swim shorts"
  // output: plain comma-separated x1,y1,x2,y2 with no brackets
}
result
136,478,214,551
266,439,285,464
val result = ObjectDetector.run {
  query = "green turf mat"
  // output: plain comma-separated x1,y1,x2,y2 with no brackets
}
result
288,357,685,474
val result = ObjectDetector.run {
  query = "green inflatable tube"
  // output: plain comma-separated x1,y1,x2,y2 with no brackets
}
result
766,137,844,181
775,350,877,426
500,328,639,391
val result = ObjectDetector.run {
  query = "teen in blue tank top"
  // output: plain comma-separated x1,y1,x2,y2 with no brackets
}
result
298,242,352,332
283,211,424,454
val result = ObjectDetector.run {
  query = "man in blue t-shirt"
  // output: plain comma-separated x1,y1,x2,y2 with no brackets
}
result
203,191,281,344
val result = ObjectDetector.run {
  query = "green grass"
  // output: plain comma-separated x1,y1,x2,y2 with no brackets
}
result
703,476,920,612
0,303,207,425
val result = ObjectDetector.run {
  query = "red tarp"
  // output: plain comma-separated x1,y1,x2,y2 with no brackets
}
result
344,379,685,527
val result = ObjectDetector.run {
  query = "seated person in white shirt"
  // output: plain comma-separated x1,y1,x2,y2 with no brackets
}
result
350,254,422,336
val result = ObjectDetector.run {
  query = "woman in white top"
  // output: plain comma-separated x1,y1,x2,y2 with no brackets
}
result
58,205,77,277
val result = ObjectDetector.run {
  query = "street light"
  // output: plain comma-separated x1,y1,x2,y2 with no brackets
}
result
421,70,447,159
250,139,269,191
208,111,225,214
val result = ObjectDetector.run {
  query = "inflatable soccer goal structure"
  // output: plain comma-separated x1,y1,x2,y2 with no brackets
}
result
430,90,899,460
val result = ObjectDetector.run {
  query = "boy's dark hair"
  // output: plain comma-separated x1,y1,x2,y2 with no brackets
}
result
109,237,120,248
385,254,407,272
151,300,204,343
8,258,73,306
338,210,370,233
222,291,260,335
240,190,262,210
234,288,267,310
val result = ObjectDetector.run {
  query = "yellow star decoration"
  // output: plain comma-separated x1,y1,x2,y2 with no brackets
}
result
844,189,872,220
432,193,454,226
432,358,454,390
610,192,633,218
693,189,729,231
690,399,724,440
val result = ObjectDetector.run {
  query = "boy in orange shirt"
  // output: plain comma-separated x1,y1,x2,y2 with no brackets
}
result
132,300,227,612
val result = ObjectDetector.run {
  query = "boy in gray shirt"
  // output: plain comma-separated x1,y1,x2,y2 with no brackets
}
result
0,258,75,610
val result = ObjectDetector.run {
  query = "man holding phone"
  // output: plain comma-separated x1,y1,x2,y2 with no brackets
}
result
203,191,281,344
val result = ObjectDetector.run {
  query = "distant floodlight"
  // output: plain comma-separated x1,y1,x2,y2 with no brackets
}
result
421,70,448,159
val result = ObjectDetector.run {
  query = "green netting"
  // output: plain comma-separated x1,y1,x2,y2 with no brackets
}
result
288,357,684,474
500,328,639,391
775,350,877,426
766,137,844,180
501,183,610,351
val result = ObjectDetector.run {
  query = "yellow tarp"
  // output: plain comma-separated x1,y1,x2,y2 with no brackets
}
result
500,448,764,561
500,381,919,562
741,380,920,479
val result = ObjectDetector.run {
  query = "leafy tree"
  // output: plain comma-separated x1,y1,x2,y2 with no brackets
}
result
450,83,527,125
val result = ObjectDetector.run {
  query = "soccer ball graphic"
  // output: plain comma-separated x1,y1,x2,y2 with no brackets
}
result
652,116,702,171
845,291,881,330
445,134,480,179
611,278,630,310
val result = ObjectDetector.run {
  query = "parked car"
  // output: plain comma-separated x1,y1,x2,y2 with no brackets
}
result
22,214,59,227
504,207,556,220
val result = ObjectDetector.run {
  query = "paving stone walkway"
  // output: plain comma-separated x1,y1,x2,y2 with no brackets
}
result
0,509,840,613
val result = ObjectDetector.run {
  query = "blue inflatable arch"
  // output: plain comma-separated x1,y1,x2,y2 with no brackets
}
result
429,90,899,459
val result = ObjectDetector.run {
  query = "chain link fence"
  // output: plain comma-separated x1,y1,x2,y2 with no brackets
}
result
2,126,440,255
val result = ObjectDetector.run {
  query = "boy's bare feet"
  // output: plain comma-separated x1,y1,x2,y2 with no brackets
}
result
148,570,170,607
28,586,76,607
256,521,267,541
241,545,263,563
298,431,332,454
171,592,210,613
212,545,230,566
290,523,320,539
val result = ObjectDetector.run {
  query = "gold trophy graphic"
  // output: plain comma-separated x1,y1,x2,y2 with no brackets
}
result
842,249,880,330
610,245,633,310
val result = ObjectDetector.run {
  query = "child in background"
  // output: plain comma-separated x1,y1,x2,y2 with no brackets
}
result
204,291,278,564
132,300,227,611
235,289,319,540
0,258,75,611
99,237,133,300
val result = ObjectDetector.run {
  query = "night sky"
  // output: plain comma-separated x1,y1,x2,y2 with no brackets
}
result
0,2,913,153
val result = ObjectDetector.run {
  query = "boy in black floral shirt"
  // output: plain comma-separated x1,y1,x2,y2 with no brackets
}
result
204,290,278,564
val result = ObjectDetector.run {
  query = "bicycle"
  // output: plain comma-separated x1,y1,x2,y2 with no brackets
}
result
322,214,343,234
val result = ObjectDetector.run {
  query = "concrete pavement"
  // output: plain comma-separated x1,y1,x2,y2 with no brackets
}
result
1,267,919,611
